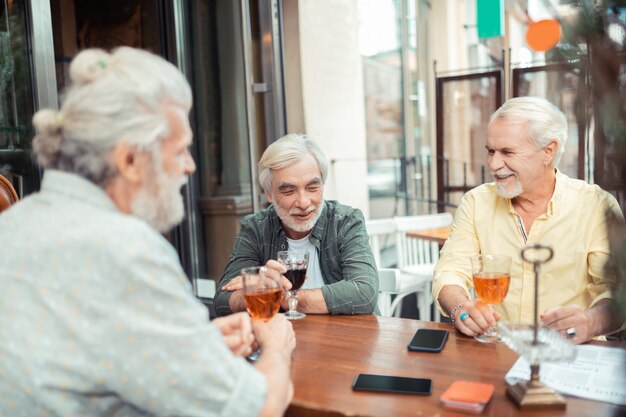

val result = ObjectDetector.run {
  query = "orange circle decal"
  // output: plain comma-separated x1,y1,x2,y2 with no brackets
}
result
526,19,561,52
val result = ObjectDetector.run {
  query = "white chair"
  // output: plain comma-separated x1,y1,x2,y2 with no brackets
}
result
390,213,453,321
366,219,400,317
376,268,401,317
365,218,396,268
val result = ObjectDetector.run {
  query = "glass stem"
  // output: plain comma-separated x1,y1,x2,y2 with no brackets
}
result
288,290,299,312
488,304,496,334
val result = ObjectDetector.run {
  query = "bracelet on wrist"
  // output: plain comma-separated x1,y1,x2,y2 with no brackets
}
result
449,303,464,322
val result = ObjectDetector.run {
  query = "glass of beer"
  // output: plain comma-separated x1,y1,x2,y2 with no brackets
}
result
242,266,283,322
470,254,511,343
277,250,309,320
241,266,283,361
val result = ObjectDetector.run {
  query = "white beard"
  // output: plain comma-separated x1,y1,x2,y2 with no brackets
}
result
274,199,325,234
492,169,523,199
132,162,188,233
495,181,522,199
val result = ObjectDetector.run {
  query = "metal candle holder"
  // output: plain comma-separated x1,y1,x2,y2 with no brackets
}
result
503,244,569,409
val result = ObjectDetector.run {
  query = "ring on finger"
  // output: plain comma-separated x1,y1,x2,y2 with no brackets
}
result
459,312,470,321
566,327,576,338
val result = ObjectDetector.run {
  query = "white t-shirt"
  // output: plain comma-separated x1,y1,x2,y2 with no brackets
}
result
286,235,323,290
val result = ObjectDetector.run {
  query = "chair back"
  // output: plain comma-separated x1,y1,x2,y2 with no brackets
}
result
365,218,396,268
377,268,401,317
0,175,18,213
377,268,401,293
393,213,452,270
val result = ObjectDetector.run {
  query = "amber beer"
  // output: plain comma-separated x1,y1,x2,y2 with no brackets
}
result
244,287,282,321
472,272,511,305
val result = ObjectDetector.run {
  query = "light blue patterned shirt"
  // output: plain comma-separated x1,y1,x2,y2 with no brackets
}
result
0,170,266,416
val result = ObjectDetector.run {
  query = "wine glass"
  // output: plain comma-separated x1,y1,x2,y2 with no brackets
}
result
277,250,309,320
470,254,512,343
242,266,283,360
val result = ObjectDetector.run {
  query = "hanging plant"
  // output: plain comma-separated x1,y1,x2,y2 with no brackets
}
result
560,1,626,334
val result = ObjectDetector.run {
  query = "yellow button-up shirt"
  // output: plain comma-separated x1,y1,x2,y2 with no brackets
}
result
433,171,623,323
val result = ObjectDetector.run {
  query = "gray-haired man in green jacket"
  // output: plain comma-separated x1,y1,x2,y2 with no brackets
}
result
214,133,379,317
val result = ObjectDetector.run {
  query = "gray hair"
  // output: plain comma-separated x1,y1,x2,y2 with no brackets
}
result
32,47,192,185
489,96,568,167
258,133,329,193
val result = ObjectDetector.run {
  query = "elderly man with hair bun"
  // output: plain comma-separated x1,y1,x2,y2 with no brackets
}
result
215,133,379,317
0,47,295,417
434,96,625,344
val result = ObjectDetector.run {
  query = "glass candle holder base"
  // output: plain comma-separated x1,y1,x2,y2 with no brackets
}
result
499,322,576,365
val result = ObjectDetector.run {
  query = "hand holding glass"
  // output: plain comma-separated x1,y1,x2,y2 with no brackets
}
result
470,254,511,343
242,266,283,321
277,250,309,320
241,266,283,361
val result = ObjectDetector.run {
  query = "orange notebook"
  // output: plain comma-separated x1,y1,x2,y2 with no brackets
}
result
440,380,495,414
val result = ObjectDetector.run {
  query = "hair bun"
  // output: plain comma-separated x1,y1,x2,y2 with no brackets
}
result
33,109,62,135
69,49,111,85
32,109,63,167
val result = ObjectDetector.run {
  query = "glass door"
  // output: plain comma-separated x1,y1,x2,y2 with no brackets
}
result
0,0,38,196
512,62,586,180
435,70,503,210
185,0,286,280
47,0,204,280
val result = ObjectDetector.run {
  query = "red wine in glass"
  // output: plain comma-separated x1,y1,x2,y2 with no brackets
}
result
277,251,309,320
283,265,307,290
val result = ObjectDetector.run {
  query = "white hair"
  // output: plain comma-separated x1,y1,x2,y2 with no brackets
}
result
258,133,329,193
32,47,192,185
490,96,568,167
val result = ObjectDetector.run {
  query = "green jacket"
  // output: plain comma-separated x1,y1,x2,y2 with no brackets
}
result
214,200,379,316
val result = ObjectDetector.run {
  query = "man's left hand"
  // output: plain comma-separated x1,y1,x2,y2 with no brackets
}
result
212,312,256,356
540,305,592,344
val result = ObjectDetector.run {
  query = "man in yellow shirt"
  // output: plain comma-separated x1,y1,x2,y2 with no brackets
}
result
433,96,625,344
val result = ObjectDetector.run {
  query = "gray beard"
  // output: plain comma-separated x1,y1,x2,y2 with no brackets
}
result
274,199,325,234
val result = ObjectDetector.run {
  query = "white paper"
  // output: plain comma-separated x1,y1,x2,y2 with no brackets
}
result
505,344,626,406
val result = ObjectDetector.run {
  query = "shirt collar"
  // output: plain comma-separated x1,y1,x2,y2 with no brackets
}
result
41,170,119,212
309,200,328,244
548,169,567,216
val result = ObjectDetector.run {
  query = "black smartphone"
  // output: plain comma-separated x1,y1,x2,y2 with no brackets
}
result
407,328,449,352
352,373,432,395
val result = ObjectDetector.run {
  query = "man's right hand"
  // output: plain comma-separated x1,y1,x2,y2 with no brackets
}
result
221,275,244,292
221,262,292,292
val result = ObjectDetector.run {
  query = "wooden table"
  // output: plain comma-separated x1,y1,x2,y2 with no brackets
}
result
406,226,451,246
287,315,625,417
